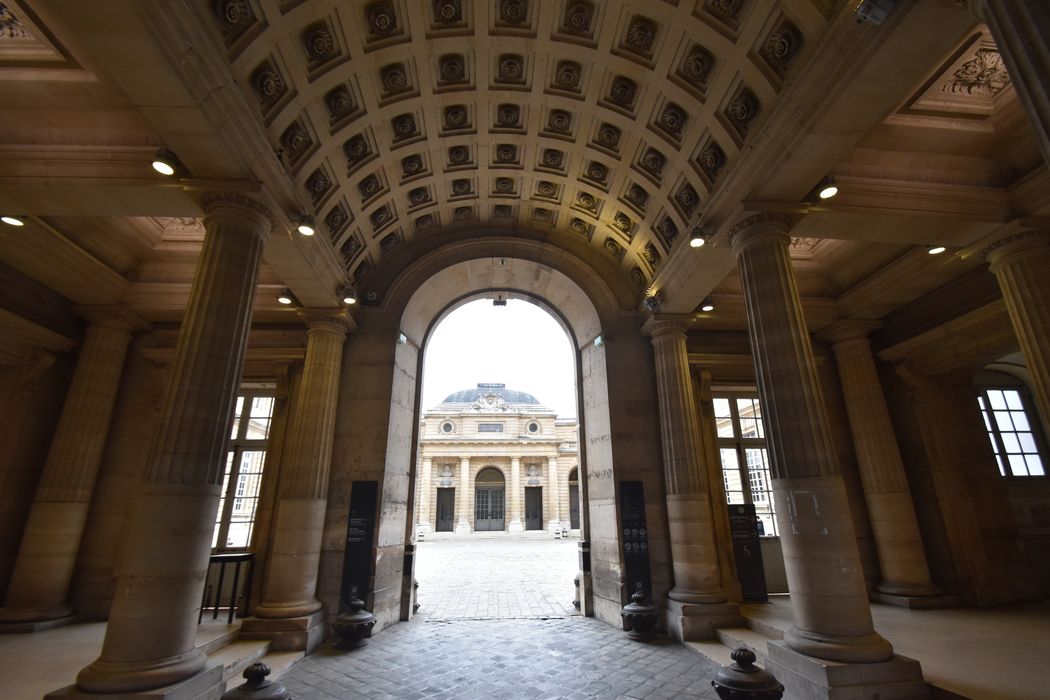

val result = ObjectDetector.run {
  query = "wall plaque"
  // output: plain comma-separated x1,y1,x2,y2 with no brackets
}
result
728,503,767,602
619,480,652,602
340,480,379,613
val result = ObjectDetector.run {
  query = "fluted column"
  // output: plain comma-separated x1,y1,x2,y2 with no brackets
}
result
820,320,938,598
455,457,471,534
646,319,726,605
508,456,523,532
418,457,433,533
1,307,147,623
255,309,351,620
985,229,1050,438
547,455,561,532
971,1,1050,167
730,214,892,664
75,194,271,694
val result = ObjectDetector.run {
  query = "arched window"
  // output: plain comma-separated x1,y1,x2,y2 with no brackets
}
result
975,370,1046,477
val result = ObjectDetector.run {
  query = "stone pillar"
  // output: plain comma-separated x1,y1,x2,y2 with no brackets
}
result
645,318,738,641
455,457,471,534
547,455,561,533
418,457,433,534
0,307,146,624
508,456,523,533
819,320,939,601
74,193,271,694
985,229,1050,438
730,214,892,664
971,1,1050,167
252,310,351,644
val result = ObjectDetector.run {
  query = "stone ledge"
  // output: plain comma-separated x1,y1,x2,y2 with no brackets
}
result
765,640,929,700
45,665,223,700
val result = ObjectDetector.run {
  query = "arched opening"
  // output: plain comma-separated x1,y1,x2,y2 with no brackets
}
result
474,467,506,532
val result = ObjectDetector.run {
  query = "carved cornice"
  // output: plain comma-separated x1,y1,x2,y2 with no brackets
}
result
816,319,882,346
201,191,276,228
641,316,690,339
74,305,151,334
983,229,1050,269
727,212,795,255
297,307,356,335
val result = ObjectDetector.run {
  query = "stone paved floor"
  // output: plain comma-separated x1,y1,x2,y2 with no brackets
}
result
282,616,721,700
413,538,579,620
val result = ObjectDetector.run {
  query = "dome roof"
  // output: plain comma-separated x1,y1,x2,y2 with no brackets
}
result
441,383,540,405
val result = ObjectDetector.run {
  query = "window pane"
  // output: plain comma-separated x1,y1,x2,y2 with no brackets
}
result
1008,454,1028,476
994,411,1014,432
1004,390,1023,410
1018,432,1037,453
726,491,746,504
229,417,241,439
1026,454,1045,476
245,417,270,440
994,454,1005,476
739,418,761,439
251,396,274,417
713,398,732,417
737,397,761,418
1011,411,1030,431
987,390,1007,410
716,416,735,438
1001,432,1020,453
980,410,992,431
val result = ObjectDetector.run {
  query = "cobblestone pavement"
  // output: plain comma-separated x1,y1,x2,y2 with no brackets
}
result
282,616,721,700
413,538,580,620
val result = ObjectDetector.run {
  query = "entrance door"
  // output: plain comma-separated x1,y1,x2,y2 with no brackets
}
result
474,467,505,531
525,487,543,530
569,483,580,529
436,488,455,532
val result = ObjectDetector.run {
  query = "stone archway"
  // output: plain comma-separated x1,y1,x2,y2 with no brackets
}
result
320,238,672,634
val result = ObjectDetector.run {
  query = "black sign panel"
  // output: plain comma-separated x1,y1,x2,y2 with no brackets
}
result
728,503,767,602
340,480,378,613
619,481,653,602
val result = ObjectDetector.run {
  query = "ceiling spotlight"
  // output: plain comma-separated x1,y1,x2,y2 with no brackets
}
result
151,148,179,176
593,335,605,347
700,299,715,313
817,175,838,200
295,215,315,236
689,227,708,248
276,288,296,305
1,215,25,227
643,294,662,312
341,285,357,305
927,245,946,255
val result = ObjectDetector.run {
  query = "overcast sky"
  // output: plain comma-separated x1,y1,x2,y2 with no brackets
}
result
421,299,578,418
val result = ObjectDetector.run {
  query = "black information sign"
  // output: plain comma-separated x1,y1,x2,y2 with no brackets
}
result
728,503,767,602
619,481,653,602
340,480,378,613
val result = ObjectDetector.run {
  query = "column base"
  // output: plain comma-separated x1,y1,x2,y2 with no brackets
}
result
874,580,941,598
508,520,524,533
455,520,471,535
870,592,961,610
664,598,741,642
784,626,894,664
240,610,325,653
0,604,74,628
74,648,209,695
48,665,222,700
764,640,928,700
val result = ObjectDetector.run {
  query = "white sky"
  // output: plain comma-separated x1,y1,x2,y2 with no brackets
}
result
421,299,578,418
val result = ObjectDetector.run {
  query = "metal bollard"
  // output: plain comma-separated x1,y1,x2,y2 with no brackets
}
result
619,582,658,641
221,662,291,700
711,647,784,700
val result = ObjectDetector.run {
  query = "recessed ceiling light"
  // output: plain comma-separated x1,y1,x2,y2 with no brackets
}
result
1,215,25,227
277,288,295,305
151,149,178,176
295,215,315,236
689,228,707,248
817,175,838,200
700,299,715,312
927,245,946,255
341,286,357,305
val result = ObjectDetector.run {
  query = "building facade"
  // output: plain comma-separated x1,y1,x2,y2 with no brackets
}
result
415,383,580,536
0,1,1048,698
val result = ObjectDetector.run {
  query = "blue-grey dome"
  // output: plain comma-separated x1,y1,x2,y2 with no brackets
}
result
441,383,540,404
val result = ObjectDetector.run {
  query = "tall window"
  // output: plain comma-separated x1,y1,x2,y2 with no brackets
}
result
714,394,778,536
213,389,275,550
978,387,1045,477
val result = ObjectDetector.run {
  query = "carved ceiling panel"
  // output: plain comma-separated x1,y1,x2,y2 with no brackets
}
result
210,0,814,293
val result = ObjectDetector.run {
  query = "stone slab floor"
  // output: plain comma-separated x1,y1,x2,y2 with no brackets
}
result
413,538,580,620
282,616,721,700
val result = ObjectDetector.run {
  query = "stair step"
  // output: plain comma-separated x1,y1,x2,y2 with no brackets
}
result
207,639,271,683
715,626,773,663
742,615,785,642
262,650,304,680
684,640,736,667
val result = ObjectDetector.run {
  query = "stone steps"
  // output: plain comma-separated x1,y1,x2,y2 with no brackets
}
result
207,639,271,684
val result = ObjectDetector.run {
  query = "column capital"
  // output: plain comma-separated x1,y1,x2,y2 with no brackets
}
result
727,212,796,257
74,305,151,335
984,229,1050,271
297,307,356,335
201,192,275,235
817,319,882,346
642,316,690,340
